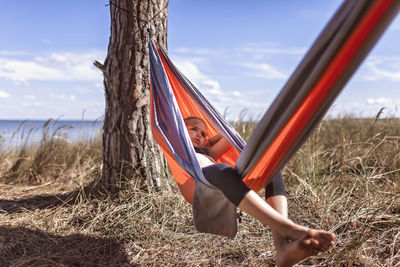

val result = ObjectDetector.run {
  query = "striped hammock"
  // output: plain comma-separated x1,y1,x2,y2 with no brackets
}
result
149,0,400,205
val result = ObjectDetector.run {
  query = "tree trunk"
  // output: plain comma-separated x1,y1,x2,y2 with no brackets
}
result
99,0,168,193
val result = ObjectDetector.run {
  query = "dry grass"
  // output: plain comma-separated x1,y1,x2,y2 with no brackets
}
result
0,116,399,266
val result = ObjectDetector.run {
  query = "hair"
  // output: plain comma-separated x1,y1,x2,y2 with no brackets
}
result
184,116,206,126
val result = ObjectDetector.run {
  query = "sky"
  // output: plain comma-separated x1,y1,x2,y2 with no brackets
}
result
0,1,399,121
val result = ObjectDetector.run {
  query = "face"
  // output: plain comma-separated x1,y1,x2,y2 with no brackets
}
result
186,119,207,148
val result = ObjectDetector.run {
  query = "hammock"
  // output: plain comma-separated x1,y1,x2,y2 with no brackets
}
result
150,0,399,205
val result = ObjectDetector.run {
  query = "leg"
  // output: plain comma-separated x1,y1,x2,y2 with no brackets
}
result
267,195,320,266
238,191,335,265
265,174,333,266
202,165,335,266
267,175,309,265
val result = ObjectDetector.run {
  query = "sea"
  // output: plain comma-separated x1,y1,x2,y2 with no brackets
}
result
0,120,103,148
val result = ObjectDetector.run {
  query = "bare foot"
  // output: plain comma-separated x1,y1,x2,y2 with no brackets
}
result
274,228,335,267
304,228,336,253
275,235,319,267
281,222,335,251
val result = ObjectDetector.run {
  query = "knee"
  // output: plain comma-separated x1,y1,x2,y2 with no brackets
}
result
265,172,286,199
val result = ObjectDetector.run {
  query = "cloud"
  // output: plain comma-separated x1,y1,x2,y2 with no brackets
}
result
202,80,223,95
50,94,76,101
363,57,400,81
238,42,306,56
0,91,10,98
365,97,400,115
23,95,36,100
326,101,391,118
203,87,278,121
173,47,219,56
0,51,28,56
92,82,104,89
172,57,221,93
0,51,105,84
329,97,400,117
173,58,207,81
366,97,392,105
239,62,287,79
233,91,241,97
22,101,43,107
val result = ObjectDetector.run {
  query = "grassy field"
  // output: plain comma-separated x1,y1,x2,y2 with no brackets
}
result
0,116,399,266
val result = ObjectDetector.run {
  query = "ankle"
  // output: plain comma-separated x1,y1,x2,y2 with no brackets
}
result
282,222,310,241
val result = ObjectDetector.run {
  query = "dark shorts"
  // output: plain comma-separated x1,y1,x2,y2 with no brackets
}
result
202,163,286,207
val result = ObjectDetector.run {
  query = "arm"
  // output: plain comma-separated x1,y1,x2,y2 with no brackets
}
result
206,133,232,160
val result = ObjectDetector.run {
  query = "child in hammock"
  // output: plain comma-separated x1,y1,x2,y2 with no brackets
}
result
184,116,335,267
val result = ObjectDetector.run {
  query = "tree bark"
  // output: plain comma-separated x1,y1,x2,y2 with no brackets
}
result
99,0,168,193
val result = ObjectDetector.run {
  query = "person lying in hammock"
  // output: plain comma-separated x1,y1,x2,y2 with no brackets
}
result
184,116,335,267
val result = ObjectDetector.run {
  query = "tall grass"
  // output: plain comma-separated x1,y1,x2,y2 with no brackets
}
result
0,119,102,186
0,116,398,266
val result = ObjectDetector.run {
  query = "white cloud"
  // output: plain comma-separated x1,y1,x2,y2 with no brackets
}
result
240,62,287,79
173,58,207,82
233,91,241,97
363,57,400,81
202,79,220,90
173,57,222,93
0,51,28,56
23,95,36,100
328,98,400,118
22,102,43,107
206,88,223,95
203,87,277,121
366,97,392,105
0,51,105,84
174,47,218,56
238,43,306,56
50,94,76,100
0,91,10,98
365,97,400,115
93,82,104,89
202,79,223,95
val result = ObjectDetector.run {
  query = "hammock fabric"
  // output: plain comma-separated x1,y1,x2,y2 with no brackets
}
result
150,0,400,205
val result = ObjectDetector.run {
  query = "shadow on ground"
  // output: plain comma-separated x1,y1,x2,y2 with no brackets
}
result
0,226,130,266
0,183,97,214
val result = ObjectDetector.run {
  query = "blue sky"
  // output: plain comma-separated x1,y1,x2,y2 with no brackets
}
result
0,1,399,120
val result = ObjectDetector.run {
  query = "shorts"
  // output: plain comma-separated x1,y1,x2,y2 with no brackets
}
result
202,163,286,207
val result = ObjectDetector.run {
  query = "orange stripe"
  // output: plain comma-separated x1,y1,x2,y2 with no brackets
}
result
243,0,394,191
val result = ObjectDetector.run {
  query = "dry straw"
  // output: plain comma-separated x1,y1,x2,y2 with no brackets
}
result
0,114,399,266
